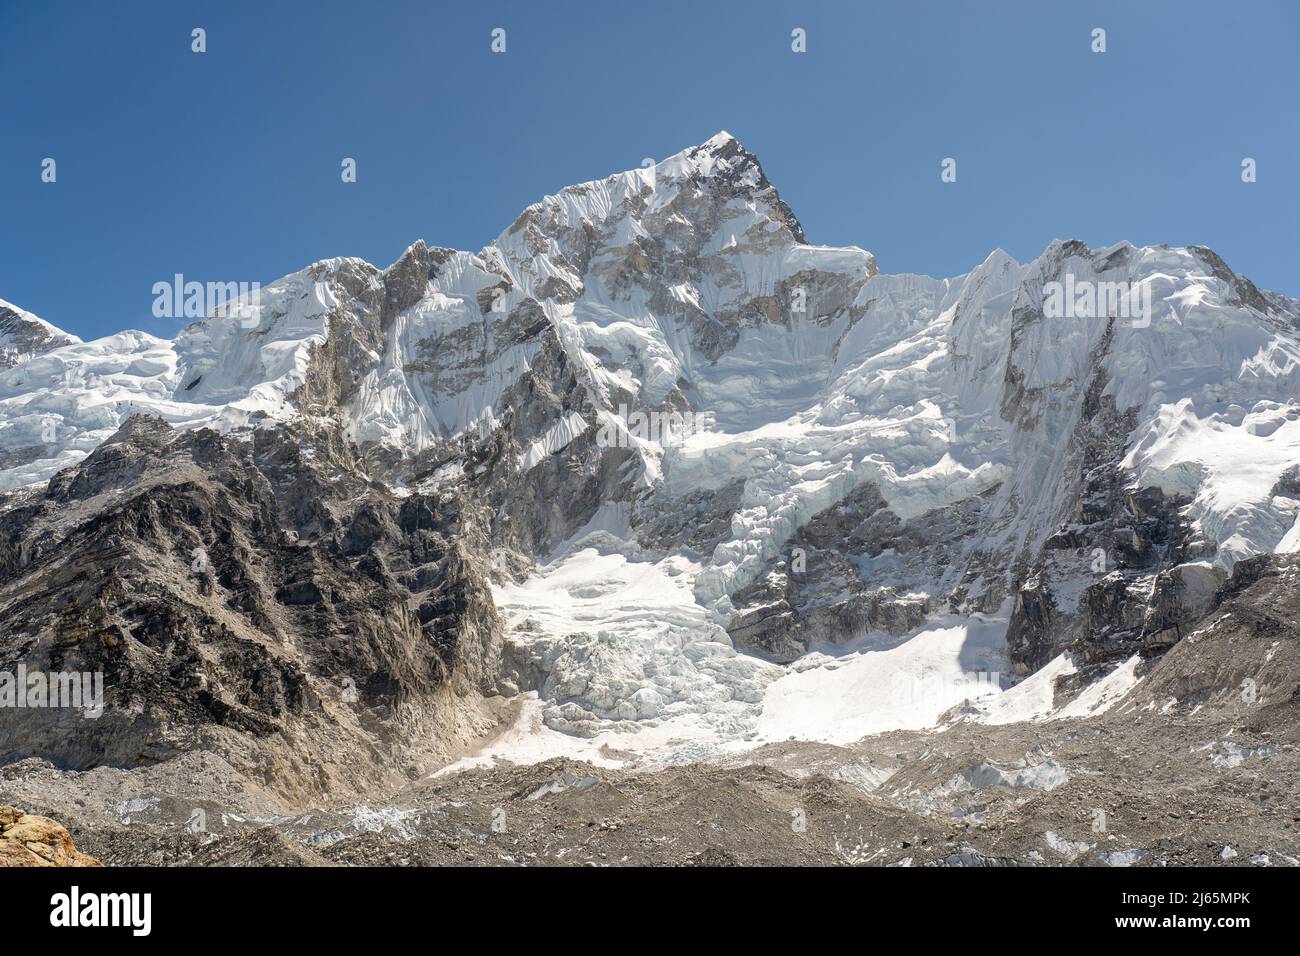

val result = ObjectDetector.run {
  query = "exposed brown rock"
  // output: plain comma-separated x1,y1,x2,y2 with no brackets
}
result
0,805,101,867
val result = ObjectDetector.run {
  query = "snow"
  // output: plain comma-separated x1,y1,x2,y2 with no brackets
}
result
975,654,1077,725
493,540,774,740
754,613,1008,743
520,411,589,471
1098,848,1148,867
963,652,1144,724
3,133,1295,772
935,758,1070,796
1125,397,1300,566
1277,510,1300,553
1054,655,1142,719
432,695,623,778
463,517,1142,770
4,150,1297,602
0,297,83,345
1208,741,1275,770
1044,831,1094,860
0,266,349,489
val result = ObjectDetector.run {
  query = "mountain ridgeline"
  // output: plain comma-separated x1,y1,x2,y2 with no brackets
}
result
2,133,1299,800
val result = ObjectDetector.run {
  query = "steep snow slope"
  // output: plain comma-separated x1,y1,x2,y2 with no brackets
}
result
3,133,1298,761
0,266,350,487
0,299,81,369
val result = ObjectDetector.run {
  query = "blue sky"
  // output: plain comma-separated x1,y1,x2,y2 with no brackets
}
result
2,0,1297,340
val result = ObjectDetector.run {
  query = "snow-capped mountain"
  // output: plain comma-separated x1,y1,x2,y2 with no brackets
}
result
2,132,1299,779
0,298,81,370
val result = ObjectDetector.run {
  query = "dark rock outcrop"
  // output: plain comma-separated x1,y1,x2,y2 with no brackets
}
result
0,415,503,804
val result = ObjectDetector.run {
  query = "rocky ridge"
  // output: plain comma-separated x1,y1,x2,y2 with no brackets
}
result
0,134,1297,844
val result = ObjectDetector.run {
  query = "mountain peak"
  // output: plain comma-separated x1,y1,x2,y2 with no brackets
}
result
0,298,81,369
658,129,759,180
651,132,807,244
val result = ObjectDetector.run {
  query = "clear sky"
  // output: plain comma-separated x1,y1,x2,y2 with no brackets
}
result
2,0,1297,340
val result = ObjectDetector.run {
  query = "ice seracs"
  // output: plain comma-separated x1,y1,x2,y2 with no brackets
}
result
2,133,1298,763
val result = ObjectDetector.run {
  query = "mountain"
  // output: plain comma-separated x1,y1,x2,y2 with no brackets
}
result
1,133,1298,830
0,299,80,370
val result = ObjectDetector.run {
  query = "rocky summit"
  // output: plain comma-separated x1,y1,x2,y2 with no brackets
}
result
1,134,1297,866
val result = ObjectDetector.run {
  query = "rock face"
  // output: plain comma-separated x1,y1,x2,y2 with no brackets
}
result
0,805,101,867
1126,552,1300,718
0,132,1298,778
0,413,503,803
0,299,80,370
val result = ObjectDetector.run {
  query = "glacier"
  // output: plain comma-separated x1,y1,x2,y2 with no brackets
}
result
3,131,1299,767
